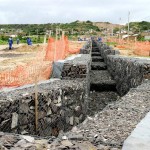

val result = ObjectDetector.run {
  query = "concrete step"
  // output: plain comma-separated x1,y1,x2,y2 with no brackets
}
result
92,56,104,62
92,46,99,49
92,43,97,47
90,70,116,91
91,52,101,56
91,62,107,70
92,47,99,52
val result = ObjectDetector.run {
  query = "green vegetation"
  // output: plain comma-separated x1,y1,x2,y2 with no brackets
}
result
0,39,7,45
125,21,150,32
0,20,149,45
0,21,100,45
0,21,100,36
0,35,45,45
106,42,117,46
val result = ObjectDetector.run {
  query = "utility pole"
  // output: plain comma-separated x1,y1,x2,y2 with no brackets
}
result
139,28,140,34
36,29,38,43
54,28,58,61
119,17,121,42
49,30,52,38
128,11,130,42
112,26,114,36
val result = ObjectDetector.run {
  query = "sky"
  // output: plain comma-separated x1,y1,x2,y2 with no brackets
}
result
0,0,150,24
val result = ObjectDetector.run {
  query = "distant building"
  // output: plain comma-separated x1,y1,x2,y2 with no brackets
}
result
0,28,5,31
144,36,150,40
141,31,150,36
9,34,17,38
122,34,138,41
16,29,23,33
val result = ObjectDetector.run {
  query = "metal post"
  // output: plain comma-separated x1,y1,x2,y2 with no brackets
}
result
34,77,38,133
128,11,130,42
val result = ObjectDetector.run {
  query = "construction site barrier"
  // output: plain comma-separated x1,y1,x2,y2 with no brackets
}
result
108,38,150,56
0,36,81,89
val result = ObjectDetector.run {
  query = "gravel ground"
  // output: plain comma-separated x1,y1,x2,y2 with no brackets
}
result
74,80,150,149
88,91,119,116
51,80,150,150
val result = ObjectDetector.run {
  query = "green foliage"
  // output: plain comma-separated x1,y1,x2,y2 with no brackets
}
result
113,27,119,33
137,34,145,41
106,42,117,46
0,21,100,44
125,21,150,32
0,39,7,45
0,21,100,36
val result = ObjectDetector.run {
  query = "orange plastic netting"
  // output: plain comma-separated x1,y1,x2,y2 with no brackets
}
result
0,36,81,89
108,38,150,56
45,36,80,61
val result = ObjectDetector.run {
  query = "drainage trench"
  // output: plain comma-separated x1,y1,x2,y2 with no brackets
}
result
88,40,119,116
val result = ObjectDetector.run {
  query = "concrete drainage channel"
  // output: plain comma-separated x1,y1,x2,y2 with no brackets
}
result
0,40,150,150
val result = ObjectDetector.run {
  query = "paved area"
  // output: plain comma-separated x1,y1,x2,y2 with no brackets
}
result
122,112,150,150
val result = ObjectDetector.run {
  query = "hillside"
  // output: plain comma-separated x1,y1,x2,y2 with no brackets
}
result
0,21,100,36
93,22,124,30
125,21,150,32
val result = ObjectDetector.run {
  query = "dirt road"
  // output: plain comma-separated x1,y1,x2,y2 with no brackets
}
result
0,44,24,51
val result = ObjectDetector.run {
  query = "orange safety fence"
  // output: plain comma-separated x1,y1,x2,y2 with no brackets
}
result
0,36,81,89
108,38,150,56
45,36,80,61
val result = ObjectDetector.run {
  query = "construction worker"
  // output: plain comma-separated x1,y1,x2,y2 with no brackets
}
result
27,37,32,45
98,37,102,42
8,37,13,50
17,38,20,44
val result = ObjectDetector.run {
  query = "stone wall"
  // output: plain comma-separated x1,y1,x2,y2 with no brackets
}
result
96,42,120,63
61,54,91,80
107,56,150,95
80,40,92,54
61,51,91,119
96,41,150,96
0,79,86,137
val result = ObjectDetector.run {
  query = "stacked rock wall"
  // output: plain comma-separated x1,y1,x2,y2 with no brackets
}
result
107,56,150,95
96,41,150,96
61,54,91,80
61,54,91,117
80,40,92,54
0,79,86,137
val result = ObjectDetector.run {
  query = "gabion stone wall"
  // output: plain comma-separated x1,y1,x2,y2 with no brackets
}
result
107,56,150,95
0,79,87,137
61,54,91,118
80,40,92,54
61,54,91,79
96,41,150,96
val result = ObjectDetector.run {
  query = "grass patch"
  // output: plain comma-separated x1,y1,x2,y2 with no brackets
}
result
106,42,117,46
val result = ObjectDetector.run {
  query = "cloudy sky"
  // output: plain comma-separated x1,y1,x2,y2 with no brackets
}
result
0,0,149,24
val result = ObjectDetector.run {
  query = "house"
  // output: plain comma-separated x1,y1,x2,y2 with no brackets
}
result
122,34,138,41
144,36,150,40
9,34,17,38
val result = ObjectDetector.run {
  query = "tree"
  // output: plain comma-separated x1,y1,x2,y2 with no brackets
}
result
113,27,119,33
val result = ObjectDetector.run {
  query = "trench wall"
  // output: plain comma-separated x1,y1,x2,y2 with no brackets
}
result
96,41,150,96
0,79,87,137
